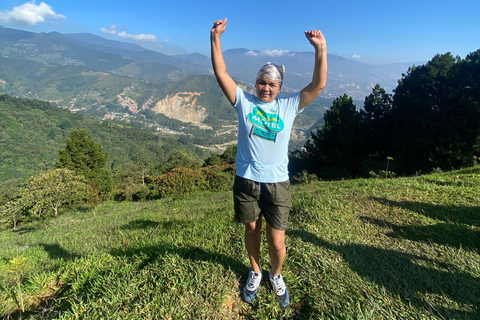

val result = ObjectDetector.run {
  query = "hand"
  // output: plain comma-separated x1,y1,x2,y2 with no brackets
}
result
211,18,228,37
304,30,326,49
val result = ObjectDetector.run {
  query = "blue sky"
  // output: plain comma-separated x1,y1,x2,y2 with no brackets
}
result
0,0,479,64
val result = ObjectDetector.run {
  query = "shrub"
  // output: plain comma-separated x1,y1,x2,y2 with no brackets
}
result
154,163,235,198
0,169,97,229
111,163,235,201
292,170,319,184
157,167,209,198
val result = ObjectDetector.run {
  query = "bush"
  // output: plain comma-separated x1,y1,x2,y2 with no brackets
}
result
292,170,319,184
157,168,209,197
0,169,97,229
111,163,235,201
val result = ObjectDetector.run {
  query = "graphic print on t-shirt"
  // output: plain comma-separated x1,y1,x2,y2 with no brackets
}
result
247,106,284,142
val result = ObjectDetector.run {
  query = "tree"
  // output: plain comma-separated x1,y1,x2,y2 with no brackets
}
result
392,51,480,173
152,150,200,175
220,145,237,163
306,94,365,179
1,169,95,229
361,84,394,160
359,84,396,174
203,144,237,167
203,153,222,167
57,128,113,196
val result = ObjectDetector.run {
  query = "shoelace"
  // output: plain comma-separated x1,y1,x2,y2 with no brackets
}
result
246,272,261,291
271,275,286,296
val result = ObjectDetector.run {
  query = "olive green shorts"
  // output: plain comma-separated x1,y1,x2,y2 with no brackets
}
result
233,175,291,231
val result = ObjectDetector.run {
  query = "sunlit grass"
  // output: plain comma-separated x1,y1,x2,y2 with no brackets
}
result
1,167,479,319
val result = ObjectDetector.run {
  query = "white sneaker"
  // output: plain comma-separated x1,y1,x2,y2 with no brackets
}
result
269,272,290,308
242,269,262,303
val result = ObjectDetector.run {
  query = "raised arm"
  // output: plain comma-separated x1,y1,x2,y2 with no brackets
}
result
211,18,237,105
298,30,327,111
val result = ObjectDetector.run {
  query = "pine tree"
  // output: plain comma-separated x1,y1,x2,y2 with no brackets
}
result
306,94,364,179
57,128,113,196
392,51,480,173
361,84,394,163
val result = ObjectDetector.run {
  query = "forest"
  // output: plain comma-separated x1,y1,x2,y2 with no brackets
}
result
300,50,480,179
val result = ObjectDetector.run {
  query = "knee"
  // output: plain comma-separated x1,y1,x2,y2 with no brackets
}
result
245,220,261,236
271,238,286,252
268,233,285,251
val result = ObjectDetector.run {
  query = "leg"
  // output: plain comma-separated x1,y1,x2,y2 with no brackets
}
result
266,222,286,277
266,221,290,307
262,180,291,307
244,217,262,273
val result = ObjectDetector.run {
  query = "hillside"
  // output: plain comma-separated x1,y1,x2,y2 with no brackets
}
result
0,94,207,184
0,167,478,319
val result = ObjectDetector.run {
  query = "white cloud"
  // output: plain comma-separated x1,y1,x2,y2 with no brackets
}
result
0,1,65,26
352,55,362,60
245,51,259,57
245,49,295,57
118,31,158,43
100,25,159,44
100,25,117,35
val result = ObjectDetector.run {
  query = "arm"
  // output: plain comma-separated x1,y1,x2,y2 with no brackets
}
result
211,18,237,105
298,30,327,111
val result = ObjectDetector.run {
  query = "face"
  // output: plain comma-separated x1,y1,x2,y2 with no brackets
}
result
255,79,281,103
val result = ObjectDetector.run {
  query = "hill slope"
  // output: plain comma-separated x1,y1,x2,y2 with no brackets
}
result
0,94,206,184
0,167,479,318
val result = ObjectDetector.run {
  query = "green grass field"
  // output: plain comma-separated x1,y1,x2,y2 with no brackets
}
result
1,167,479,319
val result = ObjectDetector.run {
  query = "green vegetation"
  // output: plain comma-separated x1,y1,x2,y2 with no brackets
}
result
0,94,206,186
56,128,113,196
305,50,480,179
112,162,235,202
0,167,478,319
1,169,97,229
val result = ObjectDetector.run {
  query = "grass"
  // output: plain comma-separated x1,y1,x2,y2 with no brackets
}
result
0,167,479,319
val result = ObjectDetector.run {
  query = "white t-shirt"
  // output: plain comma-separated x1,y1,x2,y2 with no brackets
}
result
233,86,302,183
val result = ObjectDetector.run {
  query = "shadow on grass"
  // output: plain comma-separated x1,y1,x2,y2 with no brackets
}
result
288,229,480,319
11,226,37,234
120,219,160,230
110,219,250,283
39,243,80,260
369,197,480,251
18,220,250,319
110,243,249,280
371,197,480,226
361,217,480,251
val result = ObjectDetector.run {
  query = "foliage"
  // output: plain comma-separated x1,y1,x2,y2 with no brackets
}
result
56,128,113,197
152,150,201,175
360,84,394,161
291,170,319,184
0,167,478,319
0,94,207,187
220,145,237,163
305,50,480,179
113,160,235,201
203,144,237,167
305,94,364,179
57,128,107,175
156,168,210,198
391,51,480,174
0,169,95,229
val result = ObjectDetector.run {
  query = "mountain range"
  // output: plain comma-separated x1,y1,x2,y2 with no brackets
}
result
0,25,422,149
